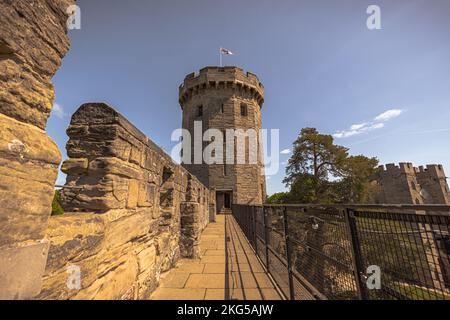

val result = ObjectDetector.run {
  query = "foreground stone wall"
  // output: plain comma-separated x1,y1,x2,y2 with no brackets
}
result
0,0,74,299
39,103,211,299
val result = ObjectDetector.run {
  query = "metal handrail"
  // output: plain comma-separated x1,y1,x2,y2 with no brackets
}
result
232,203,450,300
258,203,450,212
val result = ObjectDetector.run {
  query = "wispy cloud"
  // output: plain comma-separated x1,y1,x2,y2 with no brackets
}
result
374,109,403,122
350,123,367,130
333,109,403,139
52,103,67,119
280,148,291,155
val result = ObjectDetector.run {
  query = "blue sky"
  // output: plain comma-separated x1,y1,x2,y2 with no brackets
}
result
49,0,450,194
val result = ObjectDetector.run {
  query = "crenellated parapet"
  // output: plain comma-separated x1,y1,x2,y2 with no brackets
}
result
377,162,417,175
179,67,265,108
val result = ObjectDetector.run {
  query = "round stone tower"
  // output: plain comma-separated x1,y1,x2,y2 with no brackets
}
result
179,66,266,210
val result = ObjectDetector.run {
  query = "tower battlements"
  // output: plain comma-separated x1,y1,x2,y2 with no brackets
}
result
378,162,417,175
179,66,264,108
378,163,447,178
417,164,447,177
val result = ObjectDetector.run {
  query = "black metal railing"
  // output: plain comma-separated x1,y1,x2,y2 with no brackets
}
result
232,204,450,300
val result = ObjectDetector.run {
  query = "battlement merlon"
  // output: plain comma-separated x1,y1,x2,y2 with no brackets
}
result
179,66,265,109
378,163,448,178
378,163,416,174
416,164,447,177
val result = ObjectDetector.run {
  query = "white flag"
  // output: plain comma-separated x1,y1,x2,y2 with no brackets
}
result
220,47,233,55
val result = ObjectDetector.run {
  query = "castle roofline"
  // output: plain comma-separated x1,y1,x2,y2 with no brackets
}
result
179,66,265,108
378,162,446,176
182,66,262,83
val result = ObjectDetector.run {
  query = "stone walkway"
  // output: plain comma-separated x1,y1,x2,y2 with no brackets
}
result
150,214,283,300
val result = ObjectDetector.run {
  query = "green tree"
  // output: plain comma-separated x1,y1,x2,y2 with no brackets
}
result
52,189,64,216
334,155,380,203
284,128,348,203
267,192,290,204
283,128,380,204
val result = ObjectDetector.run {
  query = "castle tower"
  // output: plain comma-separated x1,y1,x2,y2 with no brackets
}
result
376,163,424,204
375,162,450,205
179,67,266,211
416,165,450,204
376,163,450,290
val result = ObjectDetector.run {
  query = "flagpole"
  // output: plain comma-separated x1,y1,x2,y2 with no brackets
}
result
219,47,222,67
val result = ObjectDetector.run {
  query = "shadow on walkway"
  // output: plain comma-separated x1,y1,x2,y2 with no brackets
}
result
150,214,282,300
225,214,282,300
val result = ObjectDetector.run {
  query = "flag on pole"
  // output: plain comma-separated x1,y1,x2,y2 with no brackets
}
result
220,47,234,55
219,47,234,67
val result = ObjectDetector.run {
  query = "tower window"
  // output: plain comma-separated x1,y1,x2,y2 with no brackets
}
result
221,103,224,113
240,104,248,117
197,105,203,117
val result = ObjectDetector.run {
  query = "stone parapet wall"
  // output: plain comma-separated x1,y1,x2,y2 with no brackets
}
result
0,0,74,299
38,103,211,299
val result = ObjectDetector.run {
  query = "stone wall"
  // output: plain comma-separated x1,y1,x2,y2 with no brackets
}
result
0,1,213,299
38,103,211,299
0,0,74,299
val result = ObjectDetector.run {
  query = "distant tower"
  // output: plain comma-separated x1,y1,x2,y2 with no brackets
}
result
179,67,266,211
416,165,450,204
376,163,424,204
375,163,450,204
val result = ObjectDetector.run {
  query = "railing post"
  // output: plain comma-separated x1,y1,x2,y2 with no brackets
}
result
263,206,270,272
252,206,257,252
344,208,369,300
248,206,252,246
283,206,296,300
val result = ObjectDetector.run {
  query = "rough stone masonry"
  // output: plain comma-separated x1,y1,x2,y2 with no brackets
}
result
0,1,213,300
0,0,74,299
38,103,211,299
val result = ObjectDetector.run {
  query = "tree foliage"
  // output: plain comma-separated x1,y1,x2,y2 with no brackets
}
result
52,189,64,216
280,128,379,204
334,155,381,203
267,192,290,204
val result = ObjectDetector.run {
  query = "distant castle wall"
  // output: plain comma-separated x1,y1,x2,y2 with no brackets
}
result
38,103,213,300
375,163,450,205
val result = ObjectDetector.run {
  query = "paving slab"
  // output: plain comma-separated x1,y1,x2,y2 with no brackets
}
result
150,214,283,300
